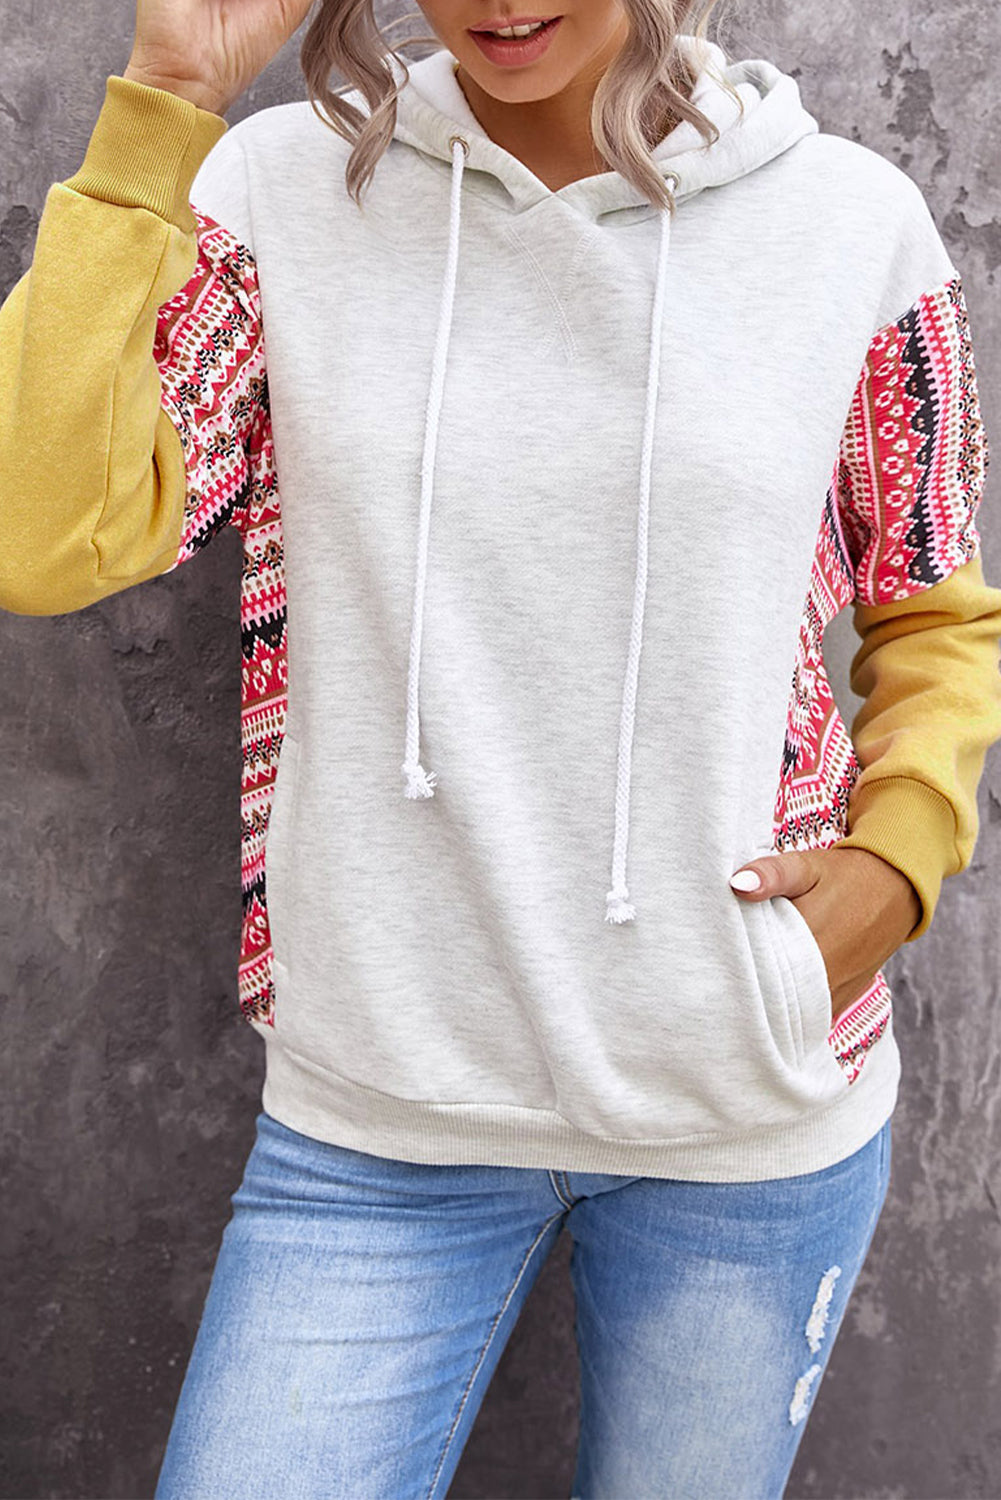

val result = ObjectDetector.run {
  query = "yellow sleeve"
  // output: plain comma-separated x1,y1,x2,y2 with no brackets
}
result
0,75,230,615
837,550,1001,939
832,273,1001,939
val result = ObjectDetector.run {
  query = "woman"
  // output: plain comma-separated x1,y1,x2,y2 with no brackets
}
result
3,0,1000,1493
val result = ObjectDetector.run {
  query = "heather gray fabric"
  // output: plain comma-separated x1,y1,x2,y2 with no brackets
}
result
190,36,956,1179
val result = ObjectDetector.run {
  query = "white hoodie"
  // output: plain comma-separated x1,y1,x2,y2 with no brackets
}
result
184,34,993,1179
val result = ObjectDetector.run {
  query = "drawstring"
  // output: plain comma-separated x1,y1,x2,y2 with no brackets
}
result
402,132,469,798
402,137,679,925
604,196,675,922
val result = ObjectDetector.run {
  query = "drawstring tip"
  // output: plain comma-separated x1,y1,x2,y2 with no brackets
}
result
403,761,438,799
605,891,636,924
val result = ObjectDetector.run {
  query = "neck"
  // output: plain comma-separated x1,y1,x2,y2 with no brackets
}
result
454,18,631,190
453,35,688,192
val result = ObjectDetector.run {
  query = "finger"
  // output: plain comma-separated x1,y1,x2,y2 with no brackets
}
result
728,848,822,901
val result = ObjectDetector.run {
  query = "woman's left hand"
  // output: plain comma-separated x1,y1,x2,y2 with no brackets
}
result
728,846,922,1026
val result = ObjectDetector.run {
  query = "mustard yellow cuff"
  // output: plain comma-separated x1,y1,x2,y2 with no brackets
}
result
835,775,958,942
61,74,228,235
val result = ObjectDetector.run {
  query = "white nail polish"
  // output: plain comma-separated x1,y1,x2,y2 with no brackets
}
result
730,869,762,892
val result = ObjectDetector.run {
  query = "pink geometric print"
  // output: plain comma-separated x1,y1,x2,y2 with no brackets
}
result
773,273,988,1082
156,212,286,1025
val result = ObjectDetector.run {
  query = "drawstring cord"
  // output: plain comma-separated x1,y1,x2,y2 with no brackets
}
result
402,132,469,798
604,196,674,923
403,135,679,925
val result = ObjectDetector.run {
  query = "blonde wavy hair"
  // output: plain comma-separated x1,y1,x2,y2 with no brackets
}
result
300,0,743,212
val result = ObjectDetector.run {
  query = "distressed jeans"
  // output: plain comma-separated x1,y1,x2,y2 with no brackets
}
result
154,1108,892,1500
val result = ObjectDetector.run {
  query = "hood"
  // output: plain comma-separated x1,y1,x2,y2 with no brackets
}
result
341,38,818,925
389,35,819,219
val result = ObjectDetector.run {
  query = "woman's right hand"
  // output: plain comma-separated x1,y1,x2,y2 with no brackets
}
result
124,0,318,115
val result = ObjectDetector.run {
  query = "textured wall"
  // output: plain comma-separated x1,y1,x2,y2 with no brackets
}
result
1,1,999,1496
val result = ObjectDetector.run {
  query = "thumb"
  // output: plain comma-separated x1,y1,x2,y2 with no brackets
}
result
728,848,820,902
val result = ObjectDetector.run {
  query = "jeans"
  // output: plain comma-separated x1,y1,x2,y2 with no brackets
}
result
154,1108,892,1500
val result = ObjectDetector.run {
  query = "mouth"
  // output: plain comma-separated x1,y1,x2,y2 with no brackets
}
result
468,15,563,64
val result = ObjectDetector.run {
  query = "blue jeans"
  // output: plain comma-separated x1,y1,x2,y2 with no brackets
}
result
154,1108,892,1500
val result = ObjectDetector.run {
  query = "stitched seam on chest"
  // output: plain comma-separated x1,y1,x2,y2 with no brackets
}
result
503,223,600,365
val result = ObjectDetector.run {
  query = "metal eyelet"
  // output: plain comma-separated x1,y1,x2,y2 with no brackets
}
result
448,133,470,157
663,169,681,191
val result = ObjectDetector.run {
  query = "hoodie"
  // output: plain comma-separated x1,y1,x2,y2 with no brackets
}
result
3,36,1001,1180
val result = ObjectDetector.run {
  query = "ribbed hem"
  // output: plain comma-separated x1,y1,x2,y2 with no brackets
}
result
835,775,957,942
253,1021,901,1183
61,75,228,234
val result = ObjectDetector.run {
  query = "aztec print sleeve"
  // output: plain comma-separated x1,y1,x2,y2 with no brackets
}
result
833,274,1001,941
0,75,264,616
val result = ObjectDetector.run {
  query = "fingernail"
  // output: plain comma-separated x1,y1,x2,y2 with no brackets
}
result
730,868,762,892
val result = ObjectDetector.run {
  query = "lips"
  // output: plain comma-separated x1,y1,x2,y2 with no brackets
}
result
467,14,563,64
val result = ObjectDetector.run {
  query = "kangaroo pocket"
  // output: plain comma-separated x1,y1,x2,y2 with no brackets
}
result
257,772,853,1141
756,888,850,1104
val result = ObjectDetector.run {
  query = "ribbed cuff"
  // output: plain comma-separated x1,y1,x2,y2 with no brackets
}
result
835,775,958,942
61,74,229,235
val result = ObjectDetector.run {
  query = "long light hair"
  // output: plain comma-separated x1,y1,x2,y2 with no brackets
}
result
300,0,743,212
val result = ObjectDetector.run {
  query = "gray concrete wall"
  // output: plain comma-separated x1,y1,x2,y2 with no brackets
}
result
1,3,999,1496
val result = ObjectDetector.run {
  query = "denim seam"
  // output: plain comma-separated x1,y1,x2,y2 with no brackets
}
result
856,1121,892,1272
548,1169,575,1210
424,1207,565,1500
